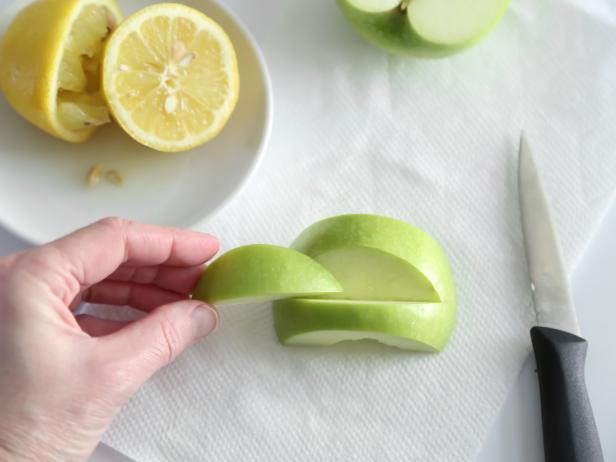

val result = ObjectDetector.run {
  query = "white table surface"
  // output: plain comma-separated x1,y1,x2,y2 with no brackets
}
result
1,200,615,462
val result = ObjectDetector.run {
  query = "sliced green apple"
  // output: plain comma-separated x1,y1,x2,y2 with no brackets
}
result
338,0,510,57
274,298,455,352
193,244,343,305
278,214,457,351
193,215,457,352
291,214,455,303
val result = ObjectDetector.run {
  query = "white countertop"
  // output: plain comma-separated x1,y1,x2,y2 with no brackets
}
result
2,200,615,461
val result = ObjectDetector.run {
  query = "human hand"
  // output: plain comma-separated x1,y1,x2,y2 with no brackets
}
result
0,218,219,461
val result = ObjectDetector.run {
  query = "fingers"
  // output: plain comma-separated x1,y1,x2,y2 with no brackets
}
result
82,281,188,311
77,315,130,336
33,217,218,304
98,300,218,383
107,264,205,295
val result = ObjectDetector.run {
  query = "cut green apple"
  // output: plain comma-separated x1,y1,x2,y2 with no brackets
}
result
192,214,457,352
193,244,343,305
338,0,510,57
291,214,455,303
283,214,456,351
274,298,455,352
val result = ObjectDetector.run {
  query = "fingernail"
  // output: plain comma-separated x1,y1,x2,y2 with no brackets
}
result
192,304,218,337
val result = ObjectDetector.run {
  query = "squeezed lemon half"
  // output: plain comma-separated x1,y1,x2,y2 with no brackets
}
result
0,0,123,142
101,3,240,152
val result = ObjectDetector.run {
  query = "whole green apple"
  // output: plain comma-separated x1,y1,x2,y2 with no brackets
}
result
338,0,510,57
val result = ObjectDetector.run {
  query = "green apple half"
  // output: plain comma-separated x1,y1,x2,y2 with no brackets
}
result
193,244,343,305
276,214,456,351
338,0,510,57
274,298,455,352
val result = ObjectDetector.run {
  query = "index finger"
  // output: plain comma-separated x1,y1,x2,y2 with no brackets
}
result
38,217,218,292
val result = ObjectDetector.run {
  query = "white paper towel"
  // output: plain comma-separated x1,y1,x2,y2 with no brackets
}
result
102,0,616,460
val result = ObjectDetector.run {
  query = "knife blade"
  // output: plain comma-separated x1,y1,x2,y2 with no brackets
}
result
518,135,604,462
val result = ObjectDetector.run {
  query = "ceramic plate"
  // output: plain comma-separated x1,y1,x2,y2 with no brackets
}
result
0,0,272,243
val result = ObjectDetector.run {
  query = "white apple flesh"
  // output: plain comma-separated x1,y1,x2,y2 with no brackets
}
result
338,0,510,57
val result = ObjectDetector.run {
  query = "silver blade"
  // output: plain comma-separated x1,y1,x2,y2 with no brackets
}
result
518,135,580,334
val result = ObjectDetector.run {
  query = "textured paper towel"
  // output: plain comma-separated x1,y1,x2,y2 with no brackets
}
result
101,0,616,460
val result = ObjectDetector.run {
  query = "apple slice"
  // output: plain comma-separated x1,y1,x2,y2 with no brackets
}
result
291,214,454,303
338,0,510,57
193,245,343,305
274,298,455,352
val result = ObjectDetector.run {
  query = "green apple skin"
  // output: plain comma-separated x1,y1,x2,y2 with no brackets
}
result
193,244,343,306
274,298,455,352
337,0,510,58
291,214,455,303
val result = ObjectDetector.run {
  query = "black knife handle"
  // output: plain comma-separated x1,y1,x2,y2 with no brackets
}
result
530,326,604,462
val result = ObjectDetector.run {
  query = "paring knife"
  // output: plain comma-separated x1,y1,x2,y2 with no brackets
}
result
518,136,604,462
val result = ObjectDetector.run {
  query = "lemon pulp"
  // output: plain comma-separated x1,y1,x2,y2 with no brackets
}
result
0,0,122,142
57,3,116,130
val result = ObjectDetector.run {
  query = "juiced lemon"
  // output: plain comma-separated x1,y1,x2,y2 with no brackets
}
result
0,0,123,142
102,3,239,152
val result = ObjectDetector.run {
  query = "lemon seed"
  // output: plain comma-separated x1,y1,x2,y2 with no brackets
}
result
165,94,178,113
172,41,186,61
106,169,124,186
179,52,195,67
86,164,103,187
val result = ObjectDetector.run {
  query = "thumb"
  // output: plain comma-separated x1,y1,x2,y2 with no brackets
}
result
99,299,218,386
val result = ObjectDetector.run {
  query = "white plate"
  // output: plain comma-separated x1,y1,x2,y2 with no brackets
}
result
0,0,272,244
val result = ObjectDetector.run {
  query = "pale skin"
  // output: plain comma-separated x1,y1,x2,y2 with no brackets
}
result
0,217,220,461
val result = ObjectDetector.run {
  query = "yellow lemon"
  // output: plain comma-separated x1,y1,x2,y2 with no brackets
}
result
0,0,123,142
102,3,240,152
